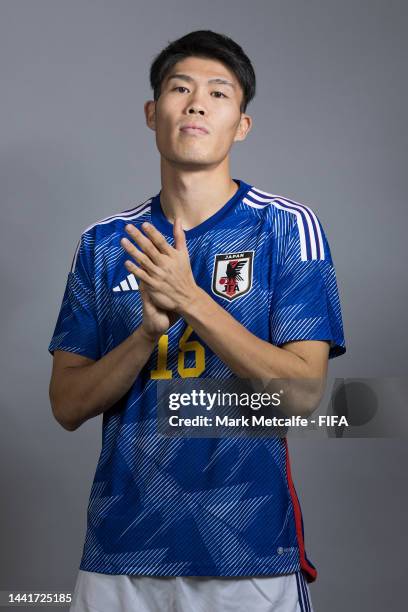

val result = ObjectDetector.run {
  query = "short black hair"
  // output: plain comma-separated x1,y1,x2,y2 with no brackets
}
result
149,30,256,113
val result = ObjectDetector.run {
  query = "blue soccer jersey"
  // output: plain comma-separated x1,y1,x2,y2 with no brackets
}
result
48,178,346,581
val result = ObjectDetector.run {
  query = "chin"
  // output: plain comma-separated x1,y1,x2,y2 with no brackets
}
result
164,150,215,167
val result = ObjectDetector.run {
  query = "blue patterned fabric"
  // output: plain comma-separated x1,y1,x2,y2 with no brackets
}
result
48,178,346,579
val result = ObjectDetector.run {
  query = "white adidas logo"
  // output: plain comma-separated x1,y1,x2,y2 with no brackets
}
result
112,273,139,292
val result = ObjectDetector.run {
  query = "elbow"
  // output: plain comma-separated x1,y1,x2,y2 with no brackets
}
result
300,398,320,419
59,415,80,432
268,377,326,419
52,404,81,431
299,382,327,418
49,392,82,432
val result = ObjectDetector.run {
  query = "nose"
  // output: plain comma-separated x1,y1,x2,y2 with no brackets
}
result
187,105,205,115
187,106,205,116
185,89,206,116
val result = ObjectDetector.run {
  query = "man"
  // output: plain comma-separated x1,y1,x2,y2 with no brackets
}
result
49,30,346,611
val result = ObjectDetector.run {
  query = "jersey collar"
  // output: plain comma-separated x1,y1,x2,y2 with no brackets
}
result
150,178,252,239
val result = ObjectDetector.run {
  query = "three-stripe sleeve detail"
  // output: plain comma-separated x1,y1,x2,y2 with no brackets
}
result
243,187,326,261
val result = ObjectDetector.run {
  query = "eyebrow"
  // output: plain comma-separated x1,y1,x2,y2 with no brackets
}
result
166,73,236,90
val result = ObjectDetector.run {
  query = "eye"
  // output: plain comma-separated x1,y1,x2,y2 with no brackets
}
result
171,86,227,98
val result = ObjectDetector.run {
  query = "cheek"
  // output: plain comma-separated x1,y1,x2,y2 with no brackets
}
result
213,109,240,137
154,104,175,138
155,121,174,152
212,121,238,148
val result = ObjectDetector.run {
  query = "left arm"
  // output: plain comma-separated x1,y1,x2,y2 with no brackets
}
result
179,285,330,416
179,283,329,382
120,220,330,415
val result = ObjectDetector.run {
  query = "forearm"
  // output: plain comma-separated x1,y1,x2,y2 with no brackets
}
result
54,325,158,430
180,287,309,380
179,288,326,416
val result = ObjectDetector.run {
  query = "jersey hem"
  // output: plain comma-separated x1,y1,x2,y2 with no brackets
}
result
78,557,302,578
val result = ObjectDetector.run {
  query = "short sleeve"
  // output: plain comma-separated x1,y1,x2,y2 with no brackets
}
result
48,231,101,360
270,213,346,359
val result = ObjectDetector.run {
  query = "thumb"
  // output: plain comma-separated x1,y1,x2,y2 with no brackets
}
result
174,217,187,252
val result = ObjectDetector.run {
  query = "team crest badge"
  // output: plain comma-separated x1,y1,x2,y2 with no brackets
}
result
211,251,254,302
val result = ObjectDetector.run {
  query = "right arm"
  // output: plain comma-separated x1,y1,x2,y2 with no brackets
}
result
49,281,177,431
49,324,159,432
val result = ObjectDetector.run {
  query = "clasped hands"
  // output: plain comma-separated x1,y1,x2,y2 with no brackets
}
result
120,220,201,319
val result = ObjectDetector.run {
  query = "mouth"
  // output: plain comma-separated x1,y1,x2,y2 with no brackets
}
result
179,125,209,135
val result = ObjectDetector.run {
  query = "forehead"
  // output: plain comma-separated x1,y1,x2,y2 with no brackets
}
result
164,56,240,88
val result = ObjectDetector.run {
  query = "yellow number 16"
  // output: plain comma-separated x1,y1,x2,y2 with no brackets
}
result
150,324,205,379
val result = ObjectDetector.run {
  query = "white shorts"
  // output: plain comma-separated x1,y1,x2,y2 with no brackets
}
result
69,569,314,612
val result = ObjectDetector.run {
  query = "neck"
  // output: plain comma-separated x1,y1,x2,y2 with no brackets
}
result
158,157,239,230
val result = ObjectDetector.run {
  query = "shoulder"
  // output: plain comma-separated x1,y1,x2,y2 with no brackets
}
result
70,195,153,272
243,184,329,262
81,195,153,238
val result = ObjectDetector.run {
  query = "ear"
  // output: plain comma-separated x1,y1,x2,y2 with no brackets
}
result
144,100,156,131
234,113,252,142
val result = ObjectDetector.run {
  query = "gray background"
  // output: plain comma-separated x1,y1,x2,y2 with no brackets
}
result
0,0,406,610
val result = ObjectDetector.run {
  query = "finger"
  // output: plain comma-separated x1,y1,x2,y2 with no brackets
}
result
124,259,158,289
139,280,155,303
124,224,162,264
140,222,174,256
139,280,148,297
121,237,157,275
139,281,152,306
173,218,187,252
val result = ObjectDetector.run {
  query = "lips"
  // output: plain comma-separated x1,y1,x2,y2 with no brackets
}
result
180,124,209,134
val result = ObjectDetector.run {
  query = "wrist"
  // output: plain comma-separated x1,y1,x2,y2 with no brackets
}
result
137,323,162,345
176,285,207,318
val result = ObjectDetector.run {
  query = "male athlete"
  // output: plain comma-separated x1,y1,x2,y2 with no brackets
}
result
49,30,346,611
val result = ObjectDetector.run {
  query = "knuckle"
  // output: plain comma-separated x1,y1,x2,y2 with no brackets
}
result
143,243,155,258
